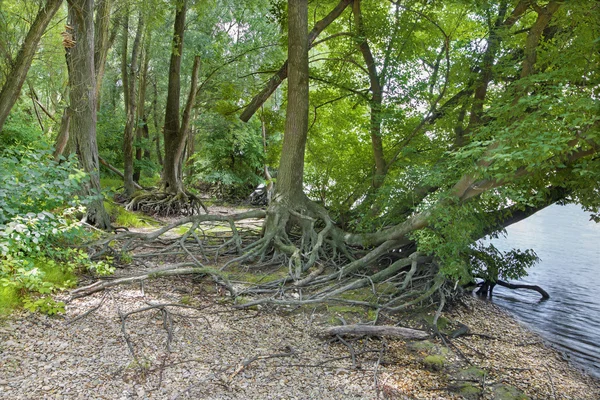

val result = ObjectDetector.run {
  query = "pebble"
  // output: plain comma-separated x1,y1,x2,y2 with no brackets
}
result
0,281,598,400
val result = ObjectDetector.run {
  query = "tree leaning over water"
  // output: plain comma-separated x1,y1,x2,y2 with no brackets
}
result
77,1,597,310
0,0,598,310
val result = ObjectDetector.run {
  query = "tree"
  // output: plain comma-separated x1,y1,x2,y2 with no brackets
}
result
0,0,63,133
125,0,203,215
36,0,600,312
121,10,144,197
218,0,600,306
66,0,111,229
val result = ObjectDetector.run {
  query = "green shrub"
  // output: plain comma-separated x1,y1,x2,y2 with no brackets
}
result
188,114,264,199
0,149,114,314
0,147,86,225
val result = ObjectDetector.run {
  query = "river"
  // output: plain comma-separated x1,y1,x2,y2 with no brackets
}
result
484,203,600,378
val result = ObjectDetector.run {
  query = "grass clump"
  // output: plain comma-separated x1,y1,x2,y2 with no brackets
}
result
0,286,21,314
104,201,156,228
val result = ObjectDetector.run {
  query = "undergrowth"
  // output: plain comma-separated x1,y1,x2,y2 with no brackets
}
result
104,201,157,228
0,148,116,314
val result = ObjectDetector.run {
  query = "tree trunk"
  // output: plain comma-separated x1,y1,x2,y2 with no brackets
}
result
273,0,309,202
152,76,163,166
122,12,144,197
134,39,150,183
239,0,352,122
177,55,201,181
66,0,111,229
53,108,71,161
353,0,386,188
94,0,113,110
162,0,187,194
0,0,63,132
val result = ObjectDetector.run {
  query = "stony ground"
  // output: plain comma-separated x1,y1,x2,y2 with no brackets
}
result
1,273,599,400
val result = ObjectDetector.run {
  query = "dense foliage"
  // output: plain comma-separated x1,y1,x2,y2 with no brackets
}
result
0,0,599,312
0,149,112,313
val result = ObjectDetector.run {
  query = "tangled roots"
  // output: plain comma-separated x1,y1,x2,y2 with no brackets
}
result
126,190,208,216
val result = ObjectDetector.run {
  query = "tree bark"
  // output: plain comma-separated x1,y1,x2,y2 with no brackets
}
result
239,0,352,122
162,0,187,194
134,38,150,183
66,0,111,229
53,108,71,161
274,0,309,201
152,77,163,166
177,55,201,180
0,0,63,132
122,12,144,196
94,0,113,110
353,0,386,188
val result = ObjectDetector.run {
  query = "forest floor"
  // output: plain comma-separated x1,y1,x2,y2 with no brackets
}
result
1,205,599,399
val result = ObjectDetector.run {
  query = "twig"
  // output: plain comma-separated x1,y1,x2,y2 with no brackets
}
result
117,305,139,364
336,335,357,369
65,292,108,324
227,347,296,383
373,338,387,395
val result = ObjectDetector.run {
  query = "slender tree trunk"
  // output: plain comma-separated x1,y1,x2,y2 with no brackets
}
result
274,0,309,201
239,0,351,122
0,0,63,132
134,43,150,183
185,108,197,179
162,0,187,194
66,0,111,229
353,0,386,188
261,106,273,204
53,108,71,161
465,1,529,135
177,55,201,180
152,77,163,166
94,0,112,110
122,13,144,196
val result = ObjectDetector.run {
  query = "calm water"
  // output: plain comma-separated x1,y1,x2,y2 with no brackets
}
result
484,204,600,378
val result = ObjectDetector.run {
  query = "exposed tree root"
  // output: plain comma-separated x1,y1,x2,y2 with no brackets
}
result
125,189,208,216
70,263,235,300
80,201,455,315
476,279,550,300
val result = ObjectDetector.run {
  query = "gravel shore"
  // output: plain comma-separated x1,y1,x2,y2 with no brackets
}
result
1,277,599,399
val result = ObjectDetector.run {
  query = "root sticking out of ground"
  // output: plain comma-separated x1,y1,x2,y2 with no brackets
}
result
125,190,208,217
79,198,451,317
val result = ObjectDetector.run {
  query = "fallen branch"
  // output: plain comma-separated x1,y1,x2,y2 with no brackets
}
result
99,156,143,190
65,292,108,324
320,324,429,339
70,263,229,299
228,347,296,384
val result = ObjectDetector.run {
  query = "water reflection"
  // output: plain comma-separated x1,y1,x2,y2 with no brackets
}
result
484,204,600,378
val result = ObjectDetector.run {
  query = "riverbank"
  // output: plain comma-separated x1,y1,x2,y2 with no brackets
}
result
1,276,598,400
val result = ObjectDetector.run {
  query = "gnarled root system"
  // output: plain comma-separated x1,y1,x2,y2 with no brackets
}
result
126,190,208,216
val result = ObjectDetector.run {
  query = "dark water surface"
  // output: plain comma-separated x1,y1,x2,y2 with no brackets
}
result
485,204,600,378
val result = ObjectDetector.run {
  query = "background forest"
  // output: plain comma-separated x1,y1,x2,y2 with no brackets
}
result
0,0,599,314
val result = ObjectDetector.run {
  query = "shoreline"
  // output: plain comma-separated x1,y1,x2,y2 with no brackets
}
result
492,297,600,382
1,279,599,399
